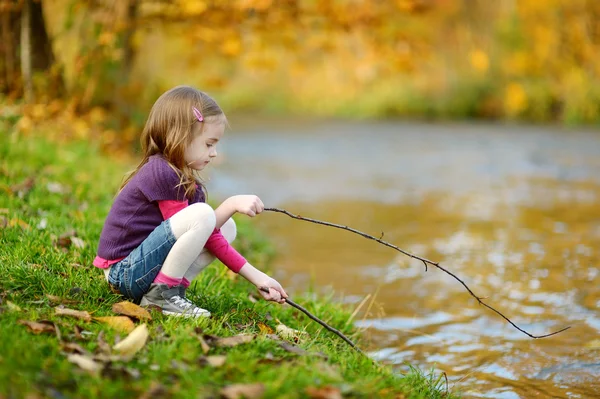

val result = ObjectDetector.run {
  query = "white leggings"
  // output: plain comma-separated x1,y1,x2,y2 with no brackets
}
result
105,203,236,282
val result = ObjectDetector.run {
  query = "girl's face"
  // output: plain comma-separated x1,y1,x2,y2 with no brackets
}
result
184,121,225,170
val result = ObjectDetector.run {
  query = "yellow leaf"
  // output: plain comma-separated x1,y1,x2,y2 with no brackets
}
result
94,316,136,333
113,323,149,360
258,322,274,335
112,301,152,321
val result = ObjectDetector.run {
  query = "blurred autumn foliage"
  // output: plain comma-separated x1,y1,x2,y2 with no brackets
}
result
1,0,599,146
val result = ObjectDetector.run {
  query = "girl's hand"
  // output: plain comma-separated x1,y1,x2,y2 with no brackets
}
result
258,277,288,304
228,195,264,217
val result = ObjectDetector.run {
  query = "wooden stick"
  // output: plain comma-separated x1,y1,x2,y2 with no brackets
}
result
258,287,368,357
264,207,570,339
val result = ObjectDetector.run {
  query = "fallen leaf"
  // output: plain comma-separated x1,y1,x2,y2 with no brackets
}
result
97,331,111,354
67,354,103,375
113,323,149,361
55,307,92,322
258,322,274,335
56,230,85,249
18,320,56,335
220,383,265,399
9,218,29,230
257,352,287,365
305,386,343,399
206,334,255,348
70,237,86,249
198,355,226,367
61,342,89,355
112,301,152,321
73,325,85,340
197,334,211,354
276,323,308,342
46,294,79,305
6,301,22,312
94,316,135,333
10,176,35,198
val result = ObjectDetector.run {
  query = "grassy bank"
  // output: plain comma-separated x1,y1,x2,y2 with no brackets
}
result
0,130,457,398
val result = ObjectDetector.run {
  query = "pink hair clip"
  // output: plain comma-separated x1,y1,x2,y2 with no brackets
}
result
192,106,204,122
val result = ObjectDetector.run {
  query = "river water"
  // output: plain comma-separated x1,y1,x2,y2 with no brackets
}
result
208,120,600,398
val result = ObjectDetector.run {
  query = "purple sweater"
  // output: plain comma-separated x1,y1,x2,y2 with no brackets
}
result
96,155,204,260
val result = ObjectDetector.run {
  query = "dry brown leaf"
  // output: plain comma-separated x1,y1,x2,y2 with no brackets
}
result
97,331,111,354
18,320,56,334
112,301,152,321
305,386,343,399
257,322,274,335
10,177,35,198
220,383,265,399
198,355,226,367
55,230,85,249
67,354,103,375
212,334,255,348
94,316,135,333
61,342,89,355
113,323,149,361
55,307,92,322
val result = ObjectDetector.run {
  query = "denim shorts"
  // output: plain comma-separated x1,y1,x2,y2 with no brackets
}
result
107,219,177,303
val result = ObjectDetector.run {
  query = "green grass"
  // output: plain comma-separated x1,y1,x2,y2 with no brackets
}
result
0,130,458,398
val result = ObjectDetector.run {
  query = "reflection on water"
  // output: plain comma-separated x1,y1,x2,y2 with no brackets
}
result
209,121,600,398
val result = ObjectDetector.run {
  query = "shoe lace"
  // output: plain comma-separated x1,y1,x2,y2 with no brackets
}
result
170,295,192,310
170,295,204,313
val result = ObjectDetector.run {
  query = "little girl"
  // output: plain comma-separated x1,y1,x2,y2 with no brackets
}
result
94,85,288,317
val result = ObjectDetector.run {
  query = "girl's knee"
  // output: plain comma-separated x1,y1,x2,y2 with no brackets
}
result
187,203,216,230
221,218,237,243
170,203,216,239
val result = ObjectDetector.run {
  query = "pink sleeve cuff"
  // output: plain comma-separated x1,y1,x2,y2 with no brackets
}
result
93,255,125,269
204,229,247,273
158,200,188,220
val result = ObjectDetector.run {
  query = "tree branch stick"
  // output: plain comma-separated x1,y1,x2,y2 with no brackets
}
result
258,286,367,357
264,207,570,339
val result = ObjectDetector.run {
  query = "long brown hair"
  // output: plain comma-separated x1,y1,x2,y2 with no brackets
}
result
120,86,227,199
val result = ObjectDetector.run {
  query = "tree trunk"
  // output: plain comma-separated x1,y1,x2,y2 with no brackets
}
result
20,0,33,102
0,0,62,99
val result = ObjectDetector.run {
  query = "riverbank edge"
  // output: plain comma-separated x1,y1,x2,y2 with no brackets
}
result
0,130,458,398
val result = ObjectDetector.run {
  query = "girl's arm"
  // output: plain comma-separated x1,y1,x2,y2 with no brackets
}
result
214,195,265,229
